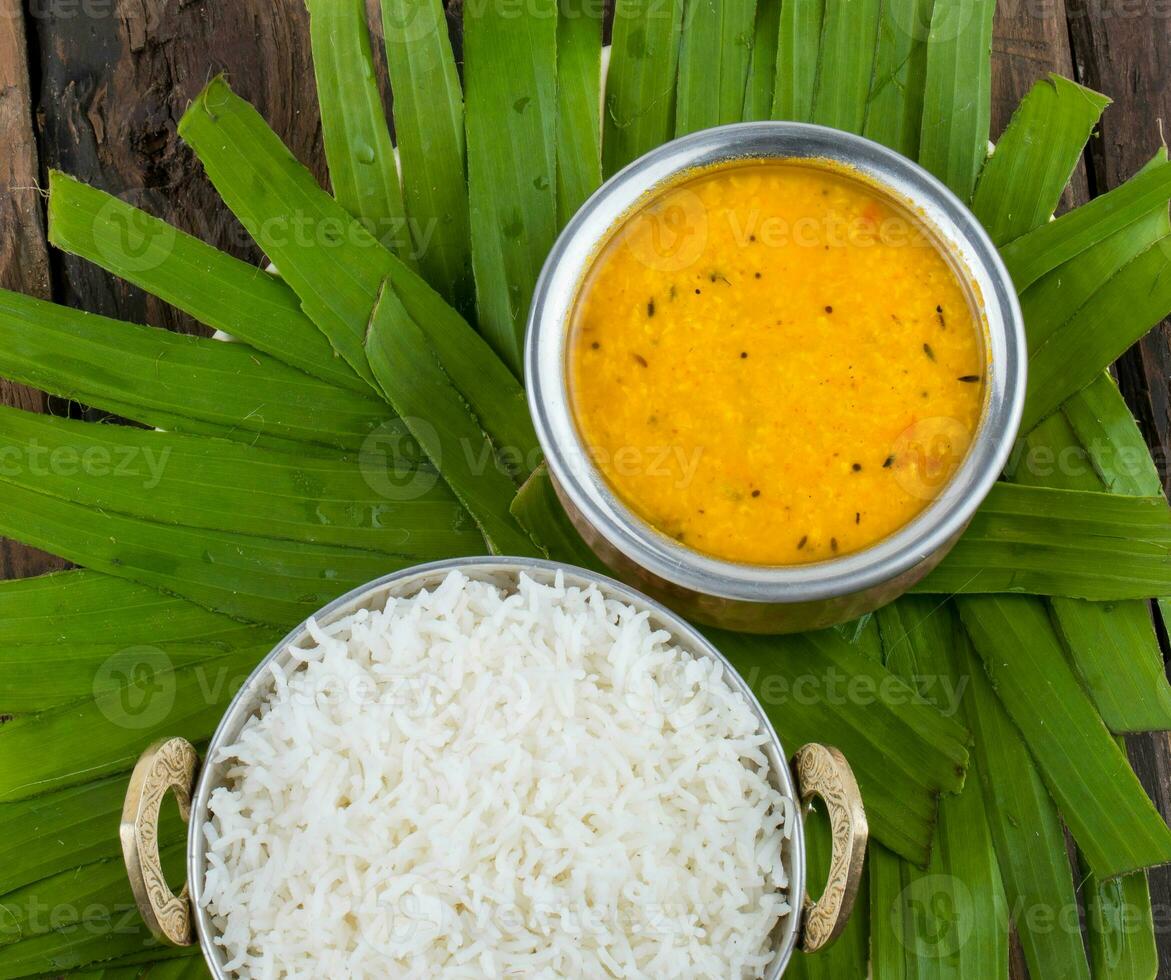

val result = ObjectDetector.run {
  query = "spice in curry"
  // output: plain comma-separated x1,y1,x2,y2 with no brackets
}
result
567,160,987,566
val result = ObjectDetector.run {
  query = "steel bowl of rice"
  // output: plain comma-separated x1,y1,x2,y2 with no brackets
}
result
120,557,868,979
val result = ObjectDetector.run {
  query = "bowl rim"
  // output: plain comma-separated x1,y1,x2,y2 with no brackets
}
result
187,556,807,979
525,121,1027,604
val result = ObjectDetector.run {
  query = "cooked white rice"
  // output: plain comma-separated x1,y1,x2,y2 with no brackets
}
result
202,570,793,978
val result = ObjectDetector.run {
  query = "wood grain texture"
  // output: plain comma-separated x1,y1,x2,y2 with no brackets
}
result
0,0,67,578
1066,6,1171,972
1067,0,1171,497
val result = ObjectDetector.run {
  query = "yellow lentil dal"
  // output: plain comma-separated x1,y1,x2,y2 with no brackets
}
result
567,160,987,566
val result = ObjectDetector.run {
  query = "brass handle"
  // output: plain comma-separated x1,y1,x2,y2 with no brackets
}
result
120,737,199,946
793,743,868,953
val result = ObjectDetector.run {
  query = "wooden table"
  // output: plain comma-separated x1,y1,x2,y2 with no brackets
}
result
1,0,1168,974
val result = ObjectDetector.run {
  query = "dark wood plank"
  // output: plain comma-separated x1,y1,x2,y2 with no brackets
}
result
1067,4,1171,974
0,0,68,579
992,0,1090,210
28,0,329,345
1067,0,1171,495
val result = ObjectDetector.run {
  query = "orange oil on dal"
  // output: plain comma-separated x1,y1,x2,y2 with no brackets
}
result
567,160,987,566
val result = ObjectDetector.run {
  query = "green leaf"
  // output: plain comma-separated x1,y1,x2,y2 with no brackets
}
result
556,0,604,228
1000,158,1171,291
970,75,1110,245
46,172,366,393
1081,844,1159,979
380,0,474,308
603,0,686,176
771,0,823,121
1019,208,1169,358
0,646,268,802
957,623,1092,980
872,598,1009,977
365,279,539,557
1064,374,1167,498
0,571,247,648
863,0,935,158
0,642,265,715
1023,237,1171,430
0,480,416,626
464,0,559,374
178,76,382,387
510,463,606,572
0,287,386,455
0,775,185,897
742,0,781,121
811,0,881,134
674,0,757,135
177,77,537,467
917,0,995,201
0,406,479,558
0,844,184,948
307,0,409,255
918,483,1171,600
959,595,1171,879
0,914,173,980
1013,411,1171,733
715,627,970,866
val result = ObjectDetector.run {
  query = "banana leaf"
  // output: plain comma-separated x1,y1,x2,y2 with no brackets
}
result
970,75,1110,245
0,646,267,802
0,406,478,557
772,0,823,121
380,0,473,309
603,0,686,175
0,287,385,455
0,571,247,648
46,172,365,393
555,0,604,227
674,0,757,135
1023,237,1171,430
177,77,538,465
0,642,251,715
510,463,606,573
872,597,1008,977
811,0,881,134
959,595,1171,879
0,480,416,626
715,627,970,866
307,0,408,255
957,623,1092,980
0,776,186,897
863,0,935,158
464,0,559,374
0,844,184,948
917,483,1171,601
0,920,171,980
365,280,539,556
1081,842,1159,979
1014,411,1171,733
1000,158,1171,290
742,0,781,121
917,0,995,201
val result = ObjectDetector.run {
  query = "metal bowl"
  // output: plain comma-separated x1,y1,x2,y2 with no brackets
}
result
526,122,1027,633
121,557,867,977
